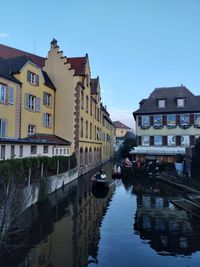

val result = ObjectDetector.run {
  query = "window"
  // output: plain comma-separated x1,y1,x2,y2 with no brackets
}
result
81,118,84,137
86,120,88,138
142,136,150,146
168,135,176,146
30,145,37,154
63,149,66,154
11,145,15,159
158,99,166,108
194,114,200,128
19,145,23,157
97,108,99,121
43,145,48,154
0,145,5,160
141,116,150,128
90,99,92,116
167,114,176,128
90,123,92,139
8,87,14,104
43,92,52,107
180,114,189,126
27,71,39,86
86,95,89,112
25,94,40,111
28,125,36,135
154,115,162,128
177,98,185,107
60,148,62,154
181,135,189,146
154,135,162,146
0,84,6,103
81,91,84,109
42,113,51,127
0,119,6,137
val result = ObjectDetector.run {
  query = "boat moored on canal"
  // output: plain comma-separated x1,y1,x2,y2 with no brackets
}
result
91,170,108,188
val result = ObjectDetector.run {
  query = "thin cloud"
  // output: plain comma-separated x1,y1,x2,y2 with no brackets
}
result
108,107,135,130
0,33,9,38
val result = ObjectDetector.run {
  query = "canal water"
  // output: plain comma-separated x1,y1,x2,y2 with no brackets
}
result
1,161,200,267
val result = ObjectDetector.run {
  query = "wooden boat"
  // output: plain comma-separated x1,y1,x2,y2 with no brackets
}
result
91,170,108,187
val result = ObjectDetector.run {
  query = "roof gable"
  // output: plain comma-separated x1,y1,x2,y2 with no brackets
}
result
113,121,130,129
0,44,46,67
134,86,200,115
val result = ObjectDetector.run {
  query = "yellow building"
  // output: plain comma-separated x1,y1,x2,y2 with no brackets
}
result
0,49,71,160
9,56,56,138
0,58,21,140
44,40,114,169
113,120,131,137
0,40,114,167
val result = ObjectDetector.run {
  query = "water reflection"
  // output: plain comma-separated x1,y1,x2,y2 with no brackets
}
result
1,162,200,267
0,162,115,267
121,172,200,257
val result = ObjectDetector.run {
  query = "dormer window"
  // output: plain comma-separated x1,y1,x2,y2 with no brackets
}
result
27,71,39,86
158,99,166,108
177,98,185,107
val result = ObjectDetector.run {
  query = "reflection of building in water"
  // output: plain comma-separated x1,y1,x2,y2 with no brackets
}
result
22,175,115,267
134,193,200,255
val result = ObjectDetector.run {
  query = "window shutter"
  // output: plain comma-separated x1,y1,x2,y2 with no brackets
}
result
36,97,40,112
190,135,195,146
25,94,29,109
8,87,14,104
49,115,52,128
43,92,46,105
36,75,39,86
162,115,167,126
138,136,141,146
42,113,46,127
138,116,141,126
27,71,31,82
1,119,6,138
163,136,167,146
176,135,181,146
190,114,194,125
150,115,154,126
176,114,180,125
150,136,154,146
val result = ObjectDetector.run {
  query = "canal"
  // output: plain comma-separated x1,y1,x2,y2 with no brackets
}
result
1,161,200,267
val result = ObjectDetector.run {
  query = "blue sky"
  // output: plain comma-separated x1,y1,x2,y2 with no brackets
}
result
1,0,200,128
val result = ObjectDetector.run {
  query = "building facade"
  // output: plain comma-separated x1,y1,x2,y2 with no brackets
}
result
0,40,114,166
132,86,200,162
113,120,131,152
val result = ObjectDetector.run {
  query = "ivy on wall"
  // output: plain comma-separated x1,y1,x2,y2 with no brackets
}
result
0,153,77,182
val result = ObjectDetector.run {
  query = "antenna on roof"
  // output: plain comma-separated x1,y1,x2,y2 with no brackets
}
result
33,40,36,55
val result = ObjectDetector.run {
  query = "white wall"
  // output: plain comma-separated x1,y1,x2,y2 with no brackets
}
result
0,143,70,160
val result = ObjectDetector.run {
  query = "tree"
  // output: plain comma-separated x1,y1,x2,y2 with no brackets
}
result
119,138,136,159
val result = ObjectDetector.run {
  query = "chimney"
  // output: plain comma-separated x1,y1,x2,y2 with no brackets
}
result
50,38,58,49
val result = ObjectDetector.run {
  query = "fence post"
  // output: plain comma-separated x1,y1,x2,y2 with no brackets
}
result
28,168,31,186
41,163,44,178
57,160,59,174
68,157,70,170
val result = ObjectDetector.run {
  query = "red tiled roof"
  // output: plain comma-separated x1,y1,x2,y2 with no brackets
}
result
113,121,130,129
67,57,86,76
0,44,87,76
0,44,45,67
